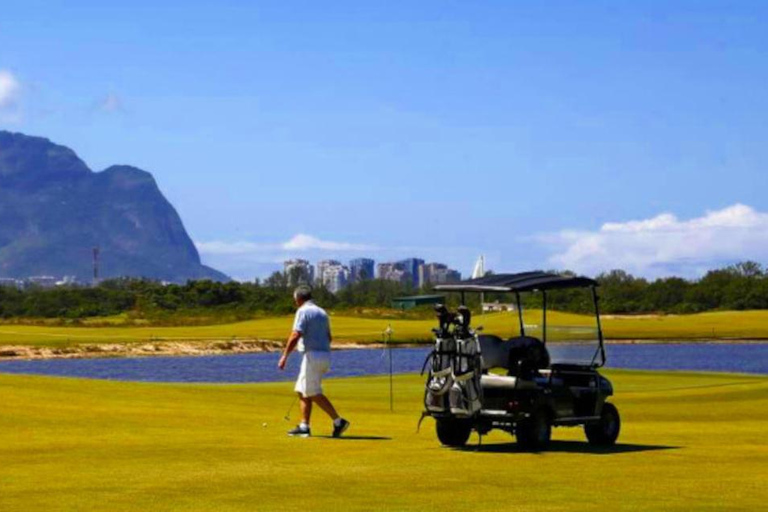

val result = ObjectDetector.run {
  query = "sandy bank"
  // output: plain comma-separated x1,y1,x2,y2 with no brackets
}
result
1,338,766,361
0,339,431,360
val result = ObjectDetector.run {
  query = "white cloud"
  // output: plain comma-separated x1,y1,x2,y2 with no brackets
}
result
195,240,269,256
542,204,768,277
97,93,123,113
282,233,374,251
0,69,21,121
196,233,376,256
0,70,20,108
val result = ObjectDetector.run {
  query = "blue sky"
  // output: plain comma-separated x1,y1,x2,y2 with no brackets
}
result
1,1,767,280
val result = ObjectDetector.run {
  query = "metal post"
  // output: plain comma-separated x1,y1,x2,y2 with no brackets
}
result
385,324,394,412
542,290,548,344
591,286,606,366
515,292,525,337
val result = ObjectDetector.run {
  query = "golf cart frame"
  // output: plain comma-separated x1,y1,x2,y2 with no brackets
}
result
423,272,620,450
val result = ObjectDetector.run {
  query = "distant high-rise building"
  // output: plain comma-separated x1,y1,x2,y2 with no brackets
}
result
431,267,461,284
419,262,461,285
397,258,425,287
349,258,374,282
377,262,396,280
376,262,410,285
320,264,350,294
316,259,342,285
418,262,445,286
284,259,314,286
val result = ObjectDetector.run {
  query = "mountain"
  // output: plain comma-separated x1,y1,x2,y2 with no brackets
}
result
0,131,228,282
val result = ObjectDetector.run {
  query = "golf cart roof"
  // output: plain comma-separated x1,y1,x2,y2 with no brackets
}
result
434,272,598,293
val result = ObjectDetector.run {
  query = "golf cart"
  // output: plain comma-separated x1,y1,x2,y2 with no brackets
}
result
421,272,620,451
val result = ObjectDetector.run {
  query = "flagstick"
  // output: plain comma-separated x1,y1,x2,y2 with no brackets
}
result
385,324,394,412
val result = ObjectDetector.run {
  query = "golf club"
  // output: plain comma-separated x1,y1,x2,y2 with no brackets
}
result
283,396,298,421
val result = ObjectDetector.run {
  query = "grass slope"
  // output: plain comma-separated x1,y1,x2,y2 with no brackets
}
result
1,370,766,511
2,310,768,348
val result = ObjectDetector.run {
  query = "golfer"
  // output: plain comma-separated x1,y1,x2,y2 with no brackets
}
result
278,285,350,438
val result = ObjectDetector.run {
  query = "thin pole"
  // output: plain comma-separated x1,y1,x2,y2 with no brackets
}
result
542,290,547,344
515,292,525,337
591,287,605,367
385,324,394,412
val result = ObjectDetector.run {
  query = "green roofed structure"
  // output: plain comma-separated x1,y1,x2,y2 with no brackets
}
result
391,294,445,310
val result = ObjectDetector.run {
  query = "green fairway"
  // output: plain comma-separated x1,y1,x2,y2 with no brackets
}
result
1,370,766,511
1,309,768,348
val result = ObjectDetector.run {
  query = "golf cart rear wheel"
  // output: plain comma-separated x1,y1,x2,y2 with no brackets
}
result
436,419,472,447
585,402,620,446
516,409,551,452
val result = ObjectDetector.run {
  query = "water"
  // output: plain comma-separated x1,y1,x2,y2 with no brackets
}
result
0,343,765,383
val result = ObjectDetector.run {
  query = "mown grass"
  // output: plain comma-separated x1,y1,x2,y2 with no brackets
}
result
1,309,767,348
1,369,766,511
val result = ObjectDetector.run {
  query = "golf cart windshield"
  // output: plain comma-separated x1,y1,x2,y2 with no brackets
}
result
435,272,606,367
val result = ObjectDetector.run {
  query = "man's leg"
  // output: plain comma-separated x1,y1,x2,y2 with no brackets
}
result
310,394,339,420
304,353,349,437
312,394,350,438
288,355,312,436
299,393,313,424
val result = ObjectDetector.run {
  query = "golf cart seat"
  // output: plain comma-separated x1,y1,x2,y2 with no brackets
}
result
478,334,550,377
480,373,539,391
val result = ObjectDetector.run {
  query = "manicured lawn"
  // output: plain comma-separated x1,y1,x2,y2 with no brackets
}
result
1,370,766,511
1,310,768,348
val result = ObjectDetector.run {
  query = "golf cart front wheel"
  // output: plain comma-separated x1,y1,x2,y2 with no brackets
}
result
436,419,472,447
585,402,620,446
516,409,551,452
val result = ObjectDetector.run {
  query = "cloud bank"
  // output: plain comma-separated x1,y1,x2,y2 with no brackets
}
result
195,234,378,280
196,234,375,256
543,204,768,278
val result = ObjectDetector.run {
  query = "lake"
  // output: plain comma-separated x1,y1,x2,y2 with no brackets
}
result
0,343,765,382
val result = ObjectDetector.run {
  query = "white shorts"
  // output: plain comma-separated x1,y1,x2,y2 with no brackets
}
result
294,351,330,398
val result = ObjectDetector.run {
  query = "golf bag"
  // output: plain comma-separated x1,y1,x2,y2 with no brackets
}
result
423,305,483,417
424,336,456,413
449,335,482,417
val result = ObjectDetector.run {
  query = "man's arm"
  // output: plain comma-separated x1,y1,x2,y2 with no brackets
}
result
278,330,301,370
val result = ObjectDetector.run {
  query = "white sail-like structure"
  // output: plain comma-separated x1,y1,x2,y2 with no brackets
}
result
471,255,485,279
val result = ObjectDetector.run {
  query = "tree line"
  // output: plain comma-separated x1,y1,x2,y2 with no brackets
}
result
0,261,766,321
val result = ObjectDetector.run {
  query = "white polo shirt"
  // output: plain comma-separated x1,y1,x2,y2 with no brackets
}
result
292,300,331,353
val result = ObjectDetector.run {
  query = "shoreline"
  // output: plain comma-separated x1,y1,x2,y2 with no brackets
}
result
0,337,766,361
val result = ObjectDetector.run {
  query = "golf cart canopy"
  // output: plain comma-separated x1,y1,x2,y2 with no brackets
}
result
434,272,598,293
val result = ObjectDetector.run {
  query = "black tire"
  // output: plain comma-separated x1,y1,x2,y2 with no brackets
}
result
436,419,472,447
516,409,551,451
585,402,620,446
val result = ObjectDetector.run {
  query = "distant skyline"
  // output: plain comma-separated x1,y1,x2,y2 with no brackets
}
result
2,2,767,280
